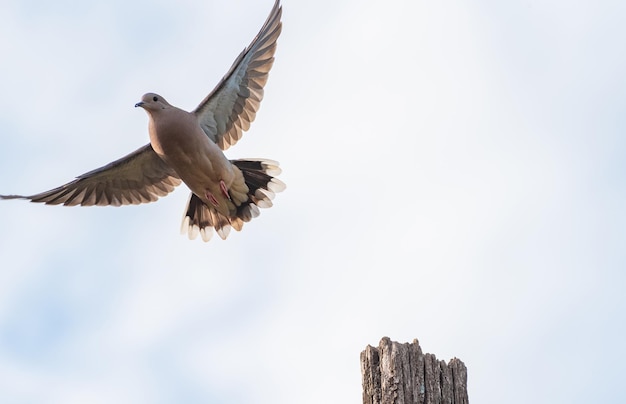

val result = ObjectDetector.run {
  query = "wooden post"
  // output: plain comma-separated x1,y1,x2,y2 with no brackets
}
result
361,337,469,404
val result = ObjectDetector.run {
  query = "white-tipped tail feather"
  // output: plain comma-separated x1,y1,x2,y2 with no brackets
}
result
181,159,284,241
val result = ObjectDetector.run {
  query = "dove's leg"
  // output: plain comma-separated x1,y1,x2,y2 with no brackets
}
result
205,191,220,207
219,180,231,200
204,181,231,207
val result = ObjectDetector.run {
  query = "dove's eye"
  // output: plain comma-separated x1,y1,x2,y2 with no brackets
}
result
153,96,158,102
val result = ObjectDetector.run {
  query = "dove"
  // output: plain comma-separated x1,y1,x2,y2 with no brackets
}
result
1,0,284,242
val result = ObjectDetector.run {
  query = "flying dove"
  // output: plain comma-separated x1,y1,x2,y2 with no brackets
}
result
1,0,285,242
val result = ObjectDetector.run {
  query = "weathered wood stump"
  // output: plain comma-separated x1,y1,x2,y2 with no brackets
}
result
361,337,468,404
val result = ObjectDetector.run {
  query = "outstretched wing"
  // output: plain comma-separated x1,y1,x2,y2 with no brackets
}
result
1,144,181,206
193,0,282,150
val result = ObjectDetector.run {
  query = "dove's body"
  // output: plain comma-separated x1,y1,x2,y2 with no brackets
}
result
140,96,246,217
0,0,284,241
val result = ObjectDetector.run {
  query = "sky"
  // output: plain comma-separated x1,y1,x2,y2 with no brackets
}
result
0,0,625,403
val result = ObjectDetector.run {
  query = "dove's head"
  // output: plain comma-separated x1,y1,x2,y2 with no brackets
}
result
135,93,171,112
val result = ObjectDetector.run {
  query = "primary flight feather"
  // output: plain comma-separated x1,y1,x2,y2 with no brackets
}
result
1,0,284,242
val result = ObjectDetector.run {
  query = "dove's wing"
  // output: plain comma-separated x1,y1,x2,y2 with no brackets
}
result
1,144,181,206
193,0,282,150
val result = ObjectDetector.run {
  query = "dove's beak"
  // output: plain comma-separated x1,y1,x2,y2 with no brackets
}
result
135,101,145,108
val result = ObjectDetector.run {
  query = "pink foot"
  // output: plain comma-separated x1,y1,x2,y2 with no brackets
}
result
205,191,220,207
219,180,231,200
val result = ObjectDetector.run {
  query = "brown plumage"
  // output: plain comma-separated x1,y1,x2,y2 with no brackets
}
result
0,0,284,241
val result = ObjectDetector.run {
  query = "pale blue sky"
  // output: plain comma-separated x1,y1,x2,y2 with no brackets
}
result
1,0,625,403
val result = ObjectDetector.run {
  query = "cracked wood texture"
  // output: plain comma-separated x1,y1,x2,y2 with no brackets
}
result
361,337,469,404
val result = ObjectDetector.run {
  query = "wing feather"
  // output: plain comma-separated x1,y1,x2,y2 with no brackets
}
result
194,0,282,150
0,144,181,206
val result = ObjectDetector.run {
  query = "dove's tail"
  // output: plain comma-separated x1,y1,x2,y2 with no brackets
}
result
180,159,285,241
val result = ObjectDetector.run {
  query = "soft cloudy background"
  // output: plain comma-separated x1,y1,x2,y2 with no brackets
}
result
0,0,625,403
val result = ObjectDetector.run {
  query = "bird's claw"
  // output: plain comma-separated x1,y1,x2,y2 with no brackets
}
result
219,180,231,200
206,191,220,207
